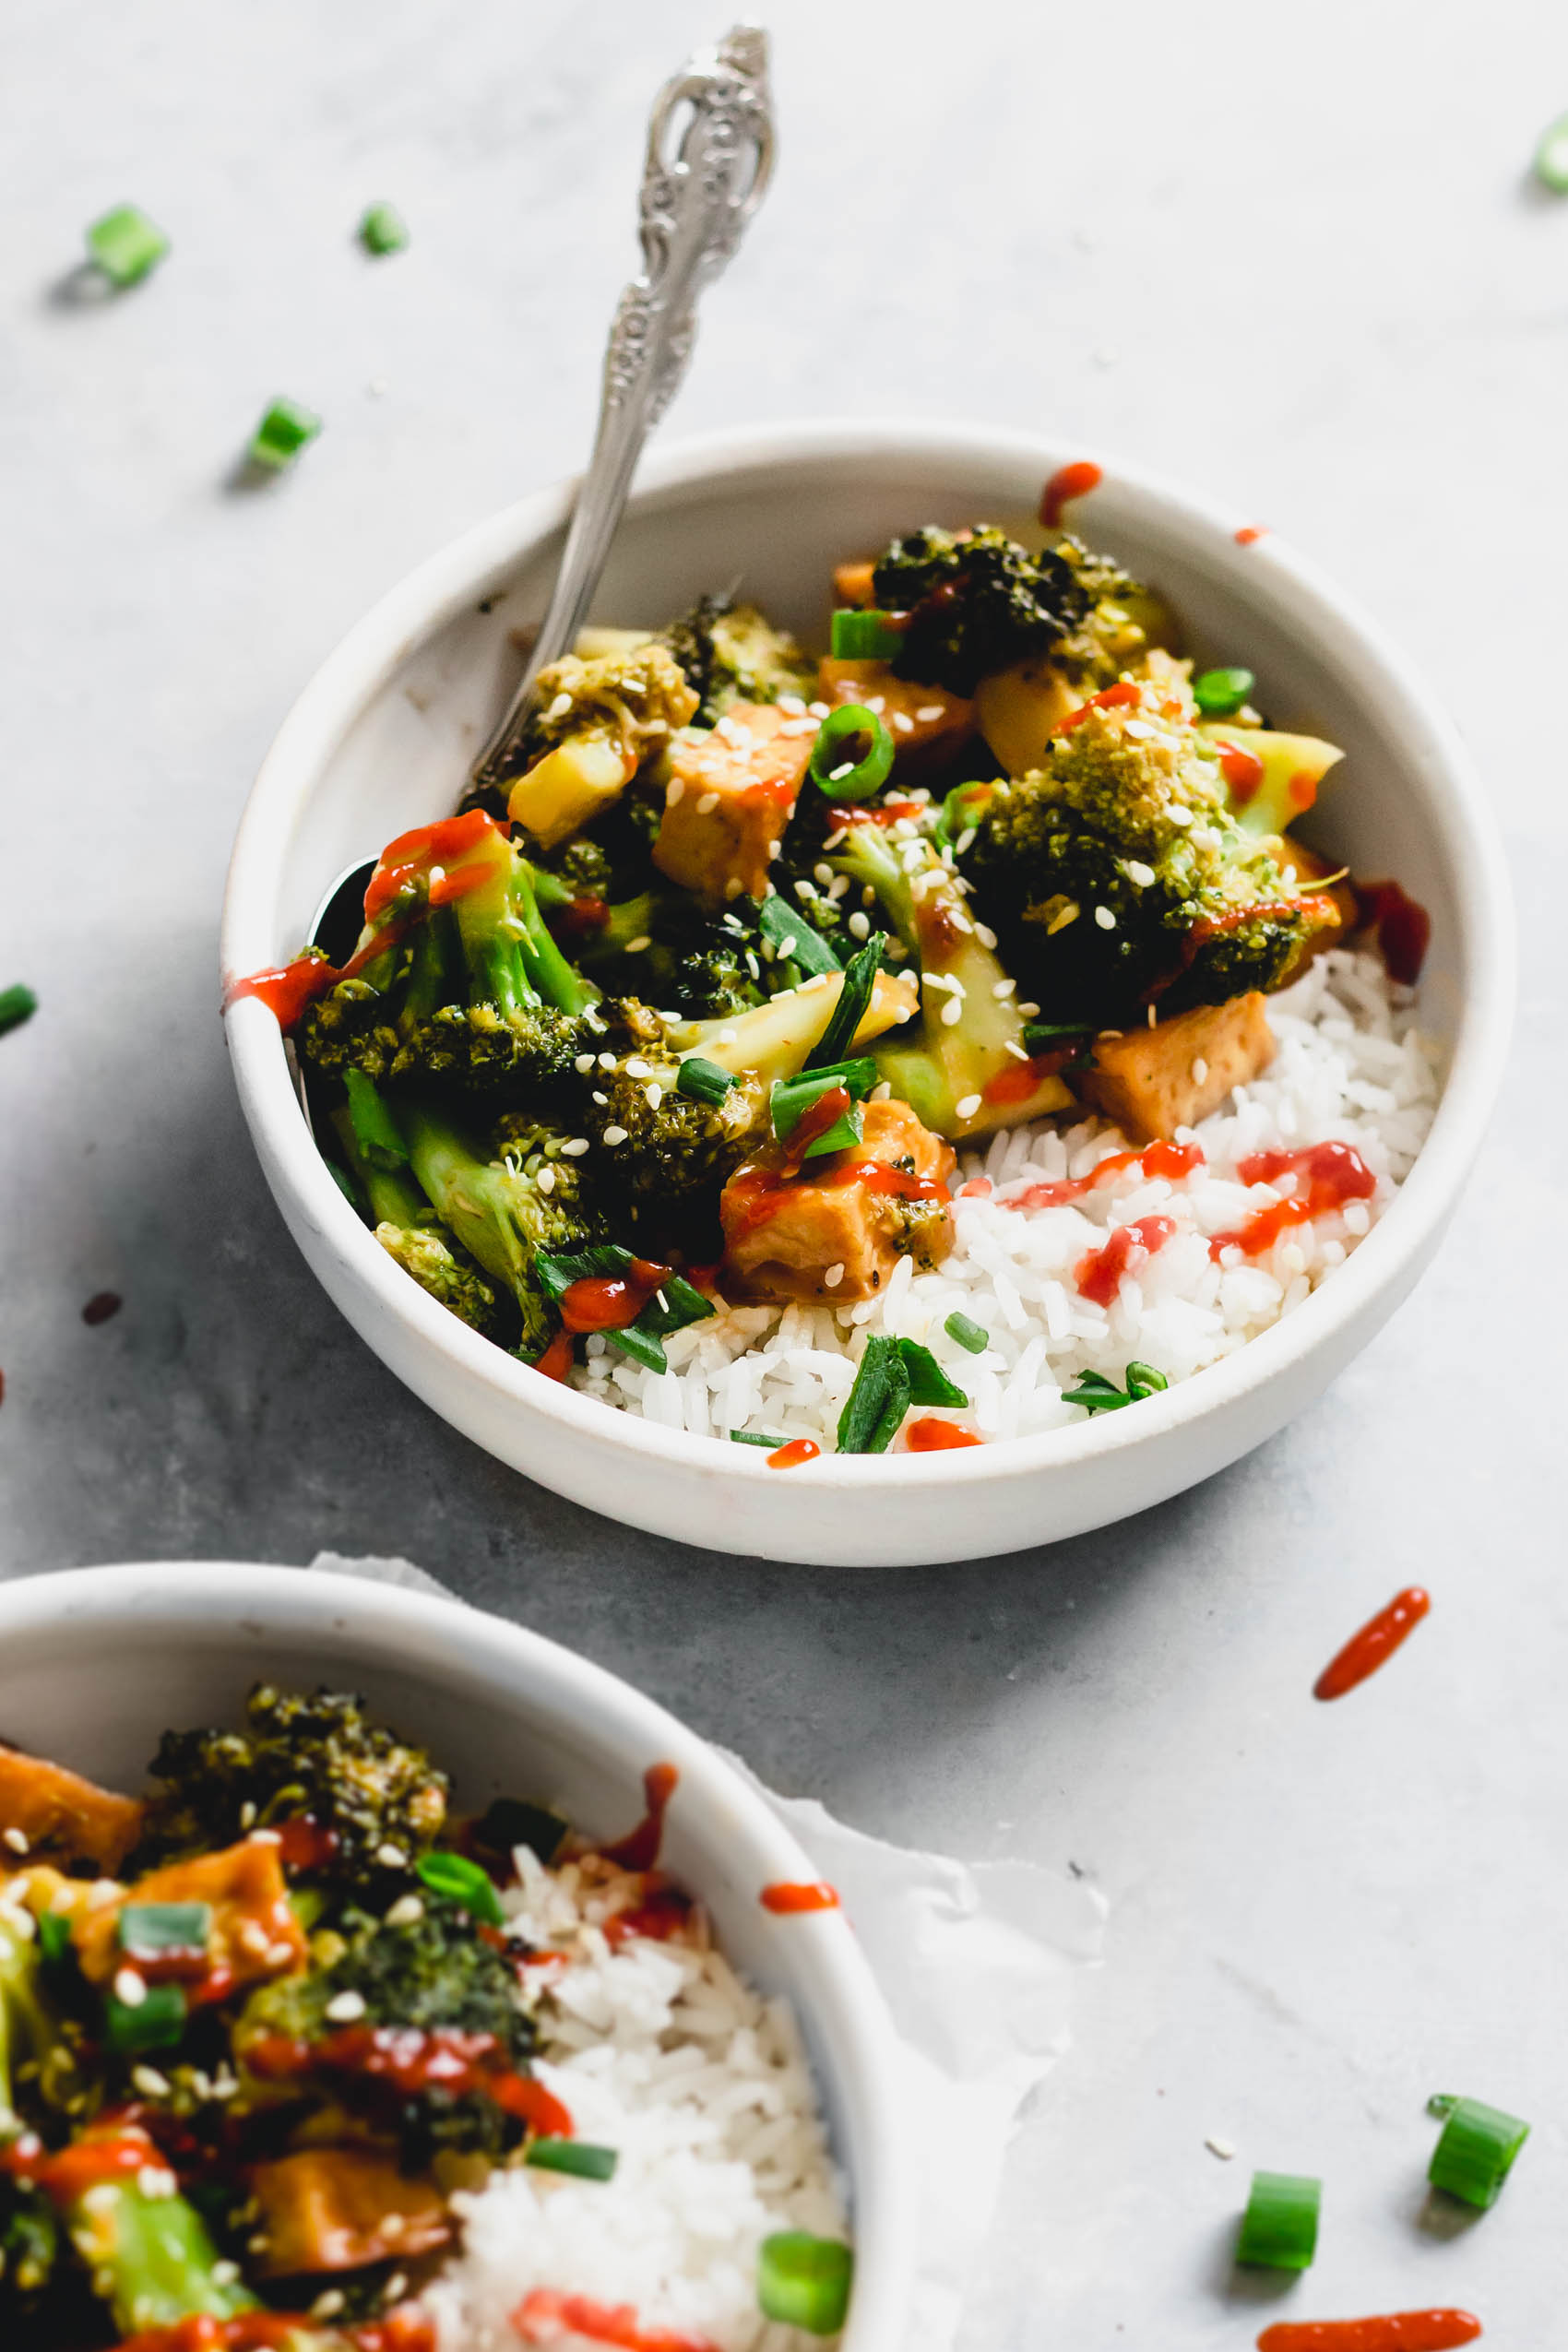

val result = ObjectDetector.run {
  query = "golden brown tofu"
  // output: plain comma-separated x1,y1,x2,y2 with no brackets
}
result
720,1099,956,1304
250,2147,453,2276
833,558,877,607
74,1835,307,1991
1075,994,1277,1142
0,1743,142,1872
653,702,815,905
816,659,976,774
1277,840,1356,971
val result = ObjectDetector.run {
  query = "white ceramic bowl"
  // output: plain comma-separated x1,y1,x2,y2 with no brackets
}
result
223,421,1514,1566
0,1560,913,2347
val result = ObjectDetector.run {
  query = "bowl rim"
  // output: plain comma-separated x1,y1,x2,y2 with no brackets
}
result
222,415,1515,1499
0,1558,915,2346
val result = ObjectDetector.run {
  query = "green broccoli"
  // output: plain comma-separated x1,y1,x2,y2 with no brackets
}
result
870,525,1093,697
567,886,766,1018
0,1908,87,2331
327,1105,502,1338
959,682,1336,1023
237,1903,537,2172
658,596,817,722
1047,536,1179,691
134,1685,449,1891
60,2144,260,2341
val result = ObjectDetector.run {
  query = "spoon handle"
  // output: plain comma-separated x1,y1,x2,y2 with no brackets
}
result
472,25,775,789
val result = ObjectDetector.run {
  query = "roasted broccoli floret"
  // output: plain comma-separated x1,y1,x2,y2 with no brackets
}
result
0,1907,88,2332
566,886,766,1018
658,596,817,723
1046,535,1179,691
502,644,698,845
870,525,1093,697
54,2130,261,2342
960,682,1336,1022
135,1686,449,1889
390,1001,584,1094
238,1903,537,2171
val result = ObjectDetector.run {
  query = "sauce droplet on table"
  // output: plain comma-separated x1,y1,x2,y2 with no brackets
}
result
1313,1586,1431,1701
1256,2310,1481,2352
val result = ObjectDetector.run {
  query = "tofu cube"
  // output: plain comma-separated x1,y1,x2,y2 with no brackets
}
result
654,702,814,905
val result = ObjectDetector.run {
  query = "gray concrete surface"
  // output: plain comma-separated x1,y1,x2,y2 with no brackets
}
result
3,1,1565,2341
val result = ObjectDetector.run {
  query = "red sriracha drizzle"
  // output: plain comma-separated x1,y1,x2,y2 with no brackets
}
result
1039,459,1103,530
512,2289,721,2352
1075,1215,1177,1306
106,2319,344,2352
1,2124,158,2204
767,1437,821,1468
1004,1137,1203,1212
1313,1586,1431,1701
904,1417,983,1453
760,1881,841,1913
1235,523,1270,545
600,1763,679,1872
224,917,412,1034
243,2025,573,2137
1255,2313,1481,2352
1208,1140,1374,1261
1355,879,1431,985
559,1258,671,1335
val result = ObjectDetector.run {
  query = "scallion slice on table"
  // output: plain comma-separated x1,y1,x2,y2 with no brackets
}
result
829,608,902,661
359,200,410,255
1428,2096,1529,2208
416,1850,506,1930
677,1054,738,1105
525,2138,619,2181
804,935,884,1071
0,983,38,1038
248,398,323,471
759,892,842,977
757,2231,853,2334
1534,110,1568,193
1235,2171,1320,2270
944,1311,989,1355
895,1339,968,1409
806,705,895,803
86,204,170,286
1193,665,1255,717
837,1333,911,1455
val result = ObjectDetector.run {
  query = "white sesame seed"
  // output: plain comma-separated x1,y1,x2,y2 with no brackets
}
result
238,1801,257,1829
1206,2136,1236,2161
1147,1004,1158,1028
1123,718,1155,742
823,1263,845,1289
1094,905,1116,930
1192,1057,1209,1085
624,1058,651,1077
724,876,744,899
599,1051,617,1070
562,1137,589,1156
591,1089,609,1106
311,2290,348,2322
718,1027,738,1044
137,2166,176,2200
1168,804,1194,827
1004,1039,1029,1061
778,715,818,737
940,997,964,1027
893,711,914,733
545,692,574,722
808,701,830,719
778,695,806,715
813,862,834,885
1017,1001,1040,1017
974,922,998,950
384,1894,424,1928
537,1164,556,1194
574,1052,595,1073
1124,860,1157,887
375,1843,408,1870
247,1828,281,1847
2,1828,29,1855
793,879,817,902
827,874,850,901
113,1967,147,2008
955,1093,982,1119
665,777,685,805
325,1990,367,2024
211,2261,241,2287
644,1083,662,1110
264,1942,296,1968
623,934,651,956
131,2065,170,2097
237,1919,271,1955
848,911,871,940
992,978,1016,999
602,1125,629,1146
82,2181,120,2215
914,705,945,723
385,2271,410,2300
695,792,720,815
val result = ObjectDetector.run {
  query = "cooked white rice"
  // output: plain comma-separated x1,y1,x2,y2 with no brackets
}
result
424,1847,849,2352
569,948,1439,1449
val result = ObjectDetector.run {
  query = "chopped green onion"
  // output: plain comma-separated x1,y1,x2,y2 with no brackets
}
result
359,201,410,255
807,705,896,804
805,934,884,1071
837,1333,911,1455
771,1061,876,1157
248,398,323,471
932,779,993,853
1235,2171,1320,2271
37,1911,74,1969
104,1981,187,2054
757,2233,853,2334
1022,1020,1092,1056
536,1244,633,1300
678,1055,739,1105
326,1160,362,1211
416,1851,506,1930
526,2138,619,2181
536,1245,713,1372
1125,1360,1169,1399
759,894,842,977
86,205,170,287
1428,2096,1529,2208
944,1311,989,1355
830,609,902,661
1193,665,1255,717
1063,1361,1170,1413
1534,111,1568,193
895,1339,968,1408
119,1903,211,1955
343,1068,408,1170
632,1274,717,1340
474,1796,568,1865
731,1429,787,1447
0,984,38,1039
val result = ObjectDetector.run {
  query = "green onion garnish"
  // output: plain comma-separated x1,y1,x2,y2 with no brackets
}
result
37,1911,74,1969
944,1312,989,1355
837,1333,911,1455
119,1903,211,1955
1063,1362,1169,1413
633,1273,717,1341
248,398,323,471
104,1981,187,2054
1428,2096,1529,2208
535,1244,714,1372
1534,111,1568,193
344,1068,408,1170
759,894,842,977
771,1060,876,1157
86,205,170,287
359,201,410,255
326,1160,362,1210
896,1339,968,1408
807,705,896,804
678,1055,739,1105
830,609,902,661
1235,2171,1320,2271
757,2232,853,2334
416,1851,506,1930
731,1429,787,1447
1022,1020,1092,1055
805,934,884,1071
0,984,38,1039
474,1796,569,1864
525,2138,619,2181
1193,665,1256,717
932,779,993,853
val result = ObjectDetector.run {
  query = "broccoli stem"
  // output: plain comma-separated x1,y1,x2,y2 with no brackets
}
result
65,2167,257,2338
399,1100,558,1349
449,831,595,1019
0,1907,79,2128
509,855,596,1018
328,1106,430,1231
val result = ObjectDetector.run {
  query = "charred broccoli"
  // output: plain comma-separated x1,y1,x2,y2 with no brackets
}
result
565,885,766,1017
659,596,817,723
870,525,1093,697
959,681,1336,1022
135,1686,449,1889
502,643,697,846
